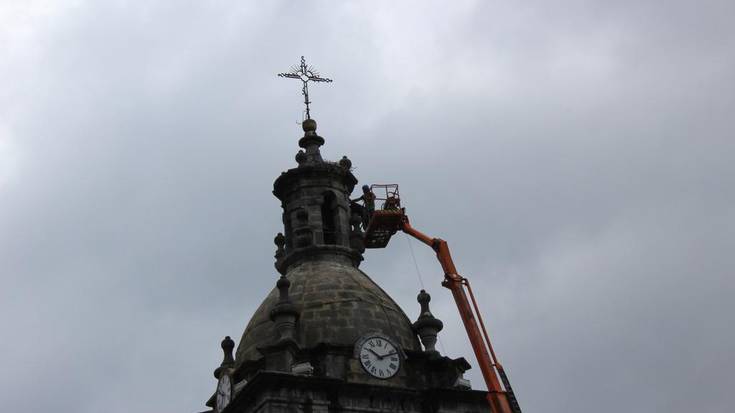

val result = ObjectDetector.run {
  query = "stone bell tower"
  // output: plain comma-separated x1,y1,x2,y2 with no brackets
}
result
271,118,365,274
199,117,493,413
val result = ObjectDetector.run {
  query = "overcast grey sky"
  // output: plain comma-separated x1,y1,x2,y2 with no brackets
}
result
1,1,734,412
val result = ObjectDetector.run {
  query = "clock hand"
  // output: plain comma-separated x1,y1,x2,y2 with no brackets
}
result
373,350,398,360
367,348,382,358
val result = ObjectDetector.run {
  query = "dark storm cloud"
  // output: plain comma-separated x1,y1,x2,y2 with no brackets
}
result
1,1,733,412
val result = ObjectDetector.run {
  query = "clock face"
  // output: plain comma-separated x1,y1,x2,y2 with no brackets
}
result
216,374,232,413
358,336,401,379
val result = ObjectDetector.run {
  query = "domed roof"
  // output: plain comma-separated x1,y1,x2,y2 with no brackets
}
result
236,259,421,363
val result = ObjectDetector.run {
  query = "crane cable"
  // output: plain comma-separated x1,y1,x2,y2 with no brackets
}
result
403,233,447,355
404,232,425,290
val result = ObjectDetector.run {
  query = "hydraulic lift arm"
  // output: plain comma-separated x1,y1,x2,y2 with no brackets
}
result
400,215,521,413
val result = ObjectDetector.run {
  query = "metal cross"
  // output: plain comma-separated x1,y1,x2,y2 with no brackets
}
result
278,56,332,120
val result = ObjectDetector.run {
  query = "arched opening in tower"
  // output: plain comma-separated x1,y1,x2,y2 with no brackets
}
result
321,191,337,245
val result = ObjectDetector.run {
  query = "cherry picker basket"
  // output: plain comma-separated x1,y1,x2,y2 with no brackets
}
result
364,184,404,249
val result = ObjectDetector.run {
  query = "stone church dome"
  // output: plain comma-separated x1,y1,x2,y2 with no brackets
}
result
202,115,490,413
234,119,421,365
236,258,421,363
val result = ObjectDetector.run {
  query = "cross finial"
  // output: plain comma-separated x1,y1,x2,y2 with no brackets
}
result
278,56,332,120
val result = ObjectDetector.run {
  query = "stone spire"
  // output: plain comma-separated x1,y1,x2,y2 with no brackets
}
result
269,275,299,343
412,290,444,357
213,335,235,378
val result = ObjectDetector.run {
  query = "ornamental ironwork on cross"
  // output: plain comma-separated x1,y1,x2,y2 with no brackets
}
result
278,56,332,120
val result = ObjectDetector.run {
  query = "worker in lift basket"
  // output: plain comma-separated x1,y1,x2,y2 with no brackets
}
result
352,185,376,229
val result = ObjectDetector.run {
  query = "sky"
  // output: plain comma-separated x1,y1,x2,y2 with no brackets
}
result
1,1,734,412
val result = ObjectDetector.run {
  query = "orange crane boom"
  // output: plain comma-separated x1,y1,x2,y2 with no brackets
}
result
362,184,521,413
401,216,520,413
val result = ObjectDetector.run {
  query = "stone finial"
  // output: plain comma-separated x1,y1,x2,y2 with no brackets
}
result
274,232,286,259
213,335,235,378
412,290,444,357
297,119,325,164
302,118,317,133
269,275,299,343
295,150,307,165
276,275,291,301
338,156,352,170
221,336,235,366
